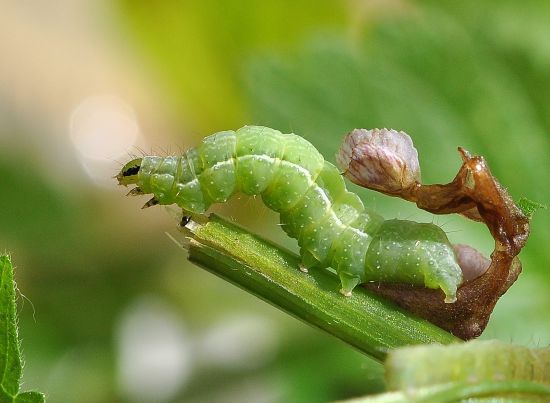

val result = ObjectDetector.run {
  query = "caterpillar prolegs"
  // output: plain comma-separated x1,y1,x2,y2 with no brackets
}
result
118,126,463,302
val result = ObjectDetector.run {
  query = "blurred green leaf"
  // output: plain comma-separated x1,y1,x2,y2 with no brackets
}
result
116,0,348,131
0,255,45,402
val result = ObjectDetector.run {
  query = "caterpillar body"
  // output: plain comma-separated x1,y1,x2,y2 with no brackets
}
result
118,126,462,302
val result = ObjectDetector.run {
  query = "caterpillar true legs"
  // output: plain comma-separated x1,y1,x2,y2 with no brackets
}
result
117,126,462,302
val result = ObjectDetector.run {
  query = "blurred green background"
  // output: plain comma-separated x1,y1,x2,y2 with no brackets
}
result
1,1,549,401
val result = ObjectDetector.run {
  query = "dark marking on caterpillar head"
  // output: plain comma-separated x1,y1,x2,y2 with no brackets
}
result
180,216,191,227
117,158,143,186
124,166,140,176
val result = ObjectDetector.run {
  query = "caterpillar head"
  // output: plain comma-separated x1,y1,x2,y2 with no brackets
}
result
117,158,142,186
117,158,159,208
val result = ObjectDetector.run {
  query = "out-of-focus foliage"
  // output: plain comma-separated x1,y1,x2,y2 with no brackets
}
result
0,0,549,402
116,0,348,131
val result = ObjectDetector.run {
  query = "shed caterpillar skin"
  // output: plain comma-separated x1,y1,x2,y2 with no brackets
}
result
118,126,462,302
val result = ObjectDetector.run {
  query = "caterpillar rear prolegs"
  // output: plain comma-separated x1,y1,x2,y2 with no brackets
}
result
117,126,463,302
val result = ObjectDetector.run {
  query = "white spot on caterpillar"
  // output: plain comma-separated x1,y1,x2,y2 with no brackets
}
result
210,159,235,171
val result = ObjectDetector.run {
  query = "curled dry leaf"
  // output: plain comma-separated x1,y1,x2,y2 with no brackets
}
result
338,129,530,340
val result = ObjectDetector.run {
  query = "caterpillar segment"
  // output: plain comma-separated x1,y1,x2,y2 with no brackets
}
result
117,126,462,302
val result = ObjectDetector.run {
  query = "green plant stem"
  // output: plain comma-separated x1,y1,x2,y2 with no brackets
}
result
181,214,459,362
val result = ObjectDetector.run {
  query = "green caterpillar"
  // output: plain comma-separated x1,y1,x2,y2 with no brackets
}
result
118,126,462,302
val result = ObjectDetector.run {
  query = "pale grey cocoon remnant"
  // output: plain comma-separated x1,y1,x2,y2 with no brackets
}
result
336,128,421,192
